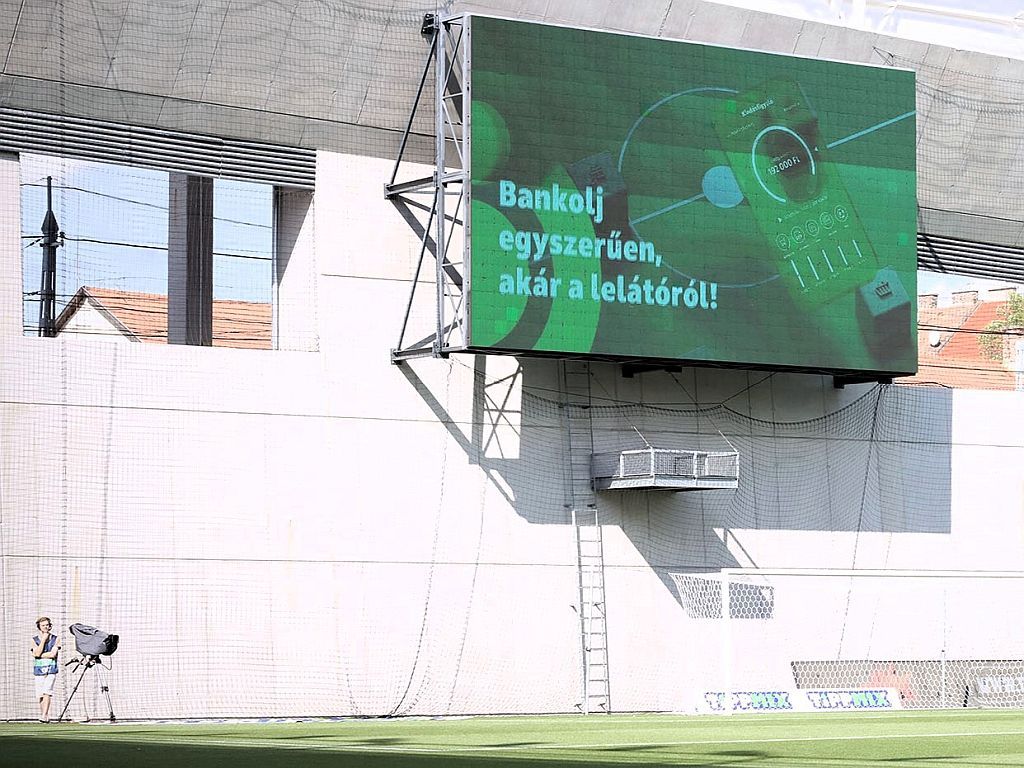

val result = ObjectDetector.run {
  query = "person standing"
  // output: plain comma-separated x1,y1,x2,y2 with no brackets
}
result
31,617,60,722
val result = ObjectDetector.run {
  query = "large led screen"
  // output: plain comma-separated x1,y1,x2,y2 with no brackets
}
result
468,16,917,374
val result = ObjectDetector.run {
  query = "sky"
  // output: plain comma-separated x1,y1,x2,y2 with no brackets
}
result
20,153,272,333
18,2,1023,332
709,0,1024,61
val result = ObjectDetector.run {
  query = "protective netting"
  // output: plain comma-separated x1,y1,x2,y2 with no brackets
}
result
878,49,1024,249
2,0,1024,725
723,571,1024,710
0,0,439,159
581,380,951,539
1,361,982,719
0,354,584,720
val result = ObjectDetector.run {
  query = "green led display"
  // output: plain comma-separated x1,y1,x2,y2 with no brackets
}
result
468,16,917,374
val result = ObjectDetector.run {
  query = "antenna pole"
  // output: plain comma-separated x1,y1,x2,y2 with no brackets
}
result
38,176,61,337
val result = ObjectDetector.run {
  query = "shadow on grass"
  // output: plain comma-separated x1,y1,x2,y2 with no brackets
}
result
0,736,760,768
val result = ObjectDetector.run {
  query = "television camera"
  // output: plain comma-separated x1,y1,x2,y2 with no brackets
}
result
58,624,119,723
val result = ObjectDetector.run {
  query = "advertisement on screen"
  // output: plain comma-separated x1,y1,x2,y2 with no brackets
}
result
468,16,917,374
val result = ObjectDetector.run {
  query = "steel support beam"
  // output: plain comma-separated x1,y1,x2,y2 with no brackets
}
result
389,14,469,364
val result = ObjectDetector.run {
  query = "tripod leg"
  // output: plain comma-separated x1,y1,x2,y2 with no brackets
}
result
96,664,116,722
57,662,90,723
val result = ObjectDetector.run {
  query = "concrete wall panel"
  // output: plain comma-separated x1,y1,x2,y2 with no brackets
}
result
2,0,1024,715
2,0,1021,250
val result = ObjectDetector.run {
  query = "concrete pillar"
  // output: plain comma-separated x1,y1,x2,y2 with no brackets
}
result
273,187,317,351
0,153,21,341
168,174,213,346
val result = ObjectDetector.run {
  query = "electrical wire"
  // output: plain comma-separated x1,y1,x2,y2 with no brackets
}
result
20,182,272,229
59,236,270,261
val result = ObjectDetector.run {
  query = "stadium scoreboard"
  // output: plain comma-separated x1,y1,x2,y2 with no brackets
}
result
465,15,917,375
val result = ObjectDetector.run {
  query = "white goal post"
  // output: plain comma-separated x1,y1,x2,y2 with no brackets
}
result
703,569,1024,711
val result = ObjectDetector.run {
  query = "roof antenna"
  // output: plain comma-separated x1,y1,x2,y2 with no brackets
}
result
38,176,62,337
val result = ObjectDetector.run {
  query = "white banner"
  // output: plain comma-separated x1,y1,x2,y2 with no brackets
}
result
696,688,903,713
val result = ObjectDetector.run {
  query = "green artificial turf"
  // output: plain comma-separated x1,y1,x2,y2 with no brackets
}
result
2,710,1024,767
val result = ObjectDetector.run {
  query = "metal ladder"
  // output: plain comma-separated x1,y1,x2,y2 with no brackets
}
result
560,360,611,714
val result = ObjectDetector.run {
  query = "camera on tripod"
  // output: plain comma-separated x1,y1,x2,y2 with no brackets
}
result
69,623,119,659
59,623,119,723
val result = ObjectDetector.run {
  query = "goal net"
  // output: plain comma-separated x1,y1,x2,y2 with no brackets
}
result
697,569,1024,710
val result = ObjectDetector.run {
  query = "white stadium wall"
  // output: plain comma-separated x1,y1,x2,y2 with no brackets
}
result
2,147,1024,719
3,0,1024,722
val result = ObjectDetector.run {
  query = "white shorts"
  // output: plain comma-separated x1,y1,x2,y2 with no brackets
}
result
34,674,56,698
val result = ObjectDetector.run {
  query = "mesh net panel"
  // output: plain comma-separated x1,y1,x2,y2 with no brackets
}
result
726,571,1024,710
3,0,1024,724
0,0,438,153
0,339,1015,719
585,381,951,537
0,355,585,719
878,49,1024,248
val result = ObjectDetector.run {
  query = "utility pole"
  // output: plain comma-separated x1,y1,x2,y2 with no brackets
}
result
38,176,61,337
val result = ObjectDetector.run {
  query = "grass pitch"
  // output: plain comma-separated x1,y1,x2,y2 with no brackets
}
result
3,710,1024,767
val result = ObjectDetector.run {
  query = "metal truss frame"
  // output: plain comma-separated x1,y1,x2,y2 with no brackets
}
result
386,13,470,363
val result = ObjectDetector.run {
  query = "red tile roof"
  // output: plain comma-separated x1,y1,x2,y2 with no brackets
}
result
55,287,272,350
55,289,1017,385
900,296,1017,390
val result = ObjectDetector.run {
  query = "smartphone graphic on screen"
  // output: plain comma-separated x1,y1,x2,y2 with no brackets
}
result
713,80,878,308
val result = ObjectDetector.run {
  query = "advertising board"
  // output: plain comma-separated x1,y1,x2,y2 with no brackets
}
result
468,16,917,374
696,688,903,713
